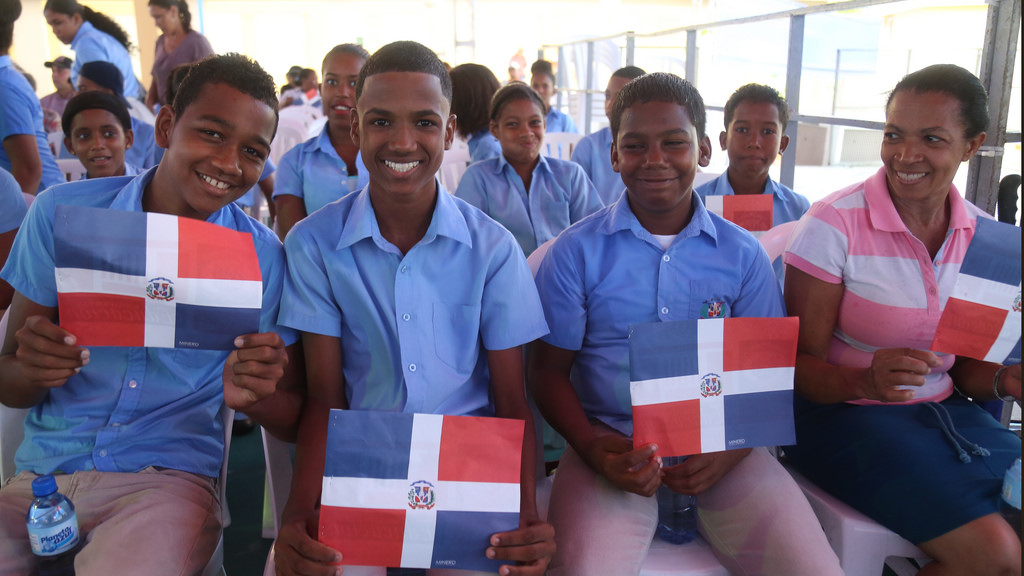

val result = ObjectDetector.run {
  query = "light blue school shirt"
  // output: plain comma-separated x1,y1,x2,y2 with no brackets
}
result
534,193,784,436
56,115,157,170
694,171,810,227
466,129,502,164
235,157,276,208
454,154,603,256
70,21,141,99
272,126,369,215
80,162,139,180
570,126,624,206
0,168,297,477
279,183,549,417
545,107,578,133
0,168,27,233
0,56,65,193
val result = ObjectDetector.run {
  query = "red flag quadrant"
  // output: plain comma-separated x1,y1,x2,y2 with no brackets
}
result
319,410,523,571
931,217,1021,365
53,205,263,350
629,317,798,456
704,194,773,236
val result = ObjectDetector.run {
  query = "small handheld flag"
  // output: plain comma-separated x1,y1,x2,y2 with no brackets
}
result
54,205,263,350
629,317,798,456
320,410,523,571
931,217,1021,365
703,195,773,236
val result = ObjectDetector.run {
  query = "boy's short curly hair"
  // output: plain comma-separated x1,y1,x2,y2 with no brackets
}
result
355,41,451,104
610,72,706,140
171,53,279,135
723,83,789,129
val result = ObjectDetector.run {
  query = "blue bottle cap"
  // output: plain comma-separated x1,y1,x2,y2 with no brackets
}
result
31,475,58,498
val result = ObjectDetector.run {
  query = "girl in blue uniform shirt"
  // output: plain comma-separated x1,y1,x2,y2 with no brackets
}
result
43,0,141,100
455,82,602,256
450,63,503,164
530,60,577,133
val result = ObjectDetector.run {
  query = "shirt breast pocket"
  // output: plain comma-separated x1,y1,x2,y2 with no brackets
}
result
688,281,736,319
432,302,482,377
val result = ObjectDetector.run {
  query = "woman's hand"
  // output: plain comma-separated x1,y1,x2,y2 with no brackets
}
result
861,347,941,402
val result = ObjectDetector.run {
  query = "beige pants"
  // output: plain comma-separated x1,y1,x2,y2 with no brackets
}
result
0,468,221,576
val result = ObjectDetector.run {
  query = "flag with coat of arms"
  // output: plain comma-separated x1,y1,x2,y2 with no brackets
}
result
319,410,523,571
703,194,773,236
629,317,798,456
931,217,1021,365
53,205,262,350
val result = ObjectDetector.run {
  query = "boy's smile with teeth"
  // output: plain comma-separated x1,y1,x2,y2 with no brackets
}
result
200,173,231,190
385,160,419,173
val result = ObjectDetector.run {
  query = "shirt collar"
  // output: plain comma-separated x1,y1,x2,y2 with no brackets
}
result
599,190,718,247
336,182,473,250
492,152,552,177
864,166,973,233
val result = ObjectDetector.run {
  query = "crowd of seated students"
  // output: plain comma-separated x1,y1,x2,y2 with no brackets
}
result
1,1,1020,573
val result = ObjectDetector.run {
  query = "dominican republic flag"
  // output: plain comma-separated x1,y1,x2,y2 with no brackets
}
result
53,205,263,350
629,317,798,456
703,194,773,236
320,410,523,571
931,217,1021,365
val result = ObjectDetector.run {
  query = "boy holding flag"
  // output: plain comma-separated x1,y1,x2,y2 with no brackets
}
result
529,72,840,576
0,53,303,574
274,41,554,576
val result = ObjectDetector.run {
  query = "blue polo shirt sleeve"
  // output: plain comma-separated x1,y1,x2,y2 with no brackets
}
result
279,222,343,337
570,133,595,175
534,232,588,351
479,228,549,351
272,144,304,200
0,85,35,142
730,233,786,319
0,170,26,233
567,162,604,219
252,233,298,345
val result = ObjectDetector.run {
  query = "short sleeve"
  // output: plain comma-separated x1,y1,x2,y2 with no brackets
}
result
453,164,488,212
783,201,849,285
0,84,36,142
534,234,588,351
0,171,27,233
731,241,785,318
272,146,304,199
479,232,549,351
568,163,604,221
253,234,298,346
278,224,344,337
0,189,59,306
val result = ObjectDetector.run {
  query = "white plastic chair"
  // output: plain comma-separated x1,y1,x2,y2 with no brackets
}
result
438,145,471,193
542,132,583,161
56,158,87,182
47,131,64,156
269,110,311,167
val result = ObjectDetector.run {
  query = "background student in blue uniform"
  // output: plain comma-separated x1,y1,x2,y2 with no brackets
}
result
530,59,577,134
0,53,304,575
529,72,842,576
450,62,503,164
455,82,602,256
274,40,555,576
273,44,370,240
571,65,646,205
61,90,138,179
695,83,810,226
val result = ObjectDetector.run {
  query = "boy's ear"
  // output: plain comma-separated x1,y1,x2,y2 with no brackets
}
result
64,136,74,157
778,133,790,155
610,140,620,173
445,114,456,151
489,119,499,140
349,108,360,148
154,106,175,149
124,128,135,151
698,134,712,168
719,130,727,151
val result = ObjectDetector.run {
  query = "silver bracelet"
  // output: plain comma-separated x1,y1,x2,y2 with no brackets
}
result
992,366,1015,402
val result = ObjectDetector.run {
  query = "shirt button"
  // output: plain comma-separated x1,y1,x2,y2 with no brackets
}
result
128,380,138,389
401,265,408,273
409,364,417,372
661,307,669,315
929,288,936,295
98,449,107,457
402,313,411,321
662,254,671,262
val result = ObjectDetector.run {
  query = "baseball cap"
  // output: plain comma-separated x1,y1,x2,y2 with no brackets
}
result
45,56,73,70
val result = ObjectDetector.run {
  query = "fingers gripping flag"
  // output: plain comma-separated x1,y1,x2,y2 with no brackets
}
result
703,195,773,237
931,217,1021,365
54,205,263,350
629,317,798,456
320,410,523,571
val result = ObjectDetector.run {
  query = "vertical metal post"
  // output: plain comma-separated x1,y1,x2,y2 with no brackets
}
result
685,30,697,82
626,31,636,67
556,45,566,115
966,0,1020,213
197,0,205,35
584,41,595,134
780,14,805,189
831,49,841,116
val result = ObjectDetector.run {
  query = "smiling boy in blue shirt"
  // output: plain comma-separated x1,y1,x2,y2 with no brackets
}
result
275,40,555,576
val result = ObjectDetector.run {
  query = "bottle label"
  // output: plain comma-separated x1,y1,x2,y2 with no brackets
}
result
28,515,79,556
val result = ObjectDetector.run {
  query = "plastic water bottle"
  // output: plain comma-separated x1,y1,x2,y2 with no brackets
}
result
26,475,79,575
1001,458,1021,538
656,456,697,545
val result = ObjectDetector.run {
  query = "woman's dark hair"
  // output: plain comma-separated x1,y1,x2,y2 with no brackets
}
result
530,59,556,85
887,63,989,139
322,43,370,73
148,0,191,33
44,0,134,51
164,61,194,107
0,0,22,52
489,82,547,123
450,63,500,138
